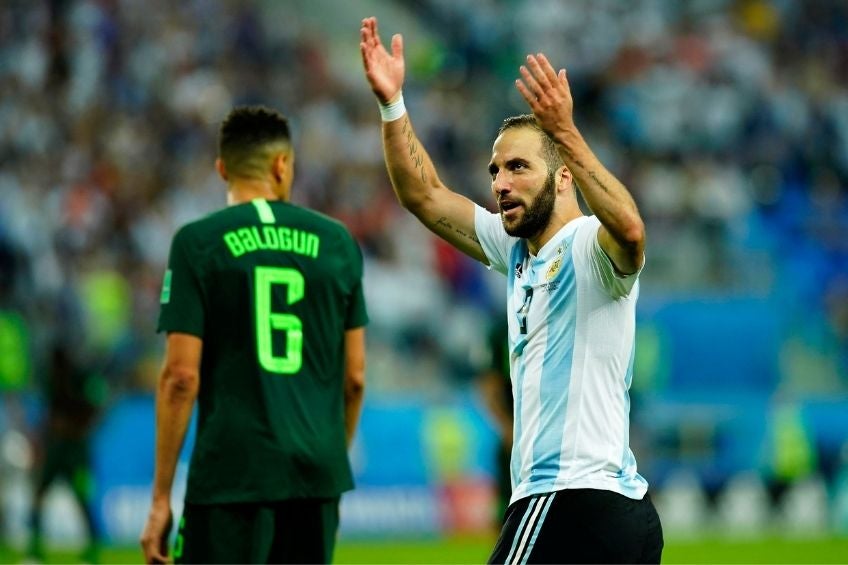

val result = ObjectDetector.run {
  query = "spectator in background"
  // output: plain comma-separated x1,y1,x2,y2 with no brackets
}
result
26,340,104,564
476,320,513,527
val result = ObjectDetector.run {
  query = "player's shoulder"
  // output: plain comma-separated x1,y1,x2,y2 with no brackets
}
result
572,215,601,242
178,205,241,234
278,202,353,237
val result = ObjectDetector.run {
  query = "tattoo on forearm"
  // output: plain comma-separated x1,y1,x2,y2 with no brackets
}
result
561,146,611,195
402,117,428,183
588,171,612,195
435,217,480,243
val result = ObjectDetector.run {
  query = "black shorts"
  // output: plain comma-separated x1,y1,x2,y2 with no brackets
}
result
488,489,663,564
174,497,340,564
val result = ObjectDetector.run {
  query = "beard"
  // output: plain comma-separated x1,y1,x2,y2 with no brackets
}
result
501,169,556,239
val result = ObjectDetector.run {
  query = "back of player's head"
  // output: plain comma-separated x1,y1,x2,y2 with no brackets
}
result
498,114,563,173
219,106,292,180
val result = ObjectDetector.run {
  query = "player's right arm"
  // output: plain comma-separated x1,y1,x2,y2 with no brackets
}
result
140,333,201,564
343,327,366,446
359,17,486,264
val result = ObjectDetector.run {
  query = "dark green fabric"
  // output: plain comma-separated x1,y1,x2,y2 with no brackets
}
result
158,200,368,503
174,498,340,564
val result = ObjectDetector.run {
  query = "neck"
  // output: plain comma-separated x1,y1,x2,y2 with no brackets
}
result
526,207,582,256
226,179,286,206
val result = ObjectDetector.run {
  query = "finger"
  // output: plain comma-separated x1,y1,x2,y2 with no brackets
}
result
391,33,403,59
535,53,560,85
142,541,166,565
149,548,168,565
558,68,570,89
519,65,544,99
360,42,370,69
362,18,377,49
371,17,382,47
526,55,552,90
515,79,539,110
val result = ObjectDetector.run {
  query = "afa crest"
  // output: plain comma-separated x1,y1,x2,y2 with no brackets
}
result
546,256,562,281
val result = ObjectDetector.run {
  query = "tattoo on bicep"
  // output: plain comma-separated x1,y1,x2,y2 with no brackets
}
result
435,217,480,244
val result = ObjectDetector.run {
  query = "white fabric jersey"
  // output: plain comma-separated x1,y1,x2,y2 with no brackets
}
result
475,206,649,504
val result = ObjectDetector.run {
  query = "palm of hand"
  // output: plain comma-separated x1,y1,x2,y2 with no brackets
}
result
360,17,404,104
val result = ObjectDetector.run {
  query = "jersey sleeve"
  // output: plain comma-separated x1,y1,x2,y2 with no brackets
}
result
344,231,369,330
157,227,205,336
474,205,515,275
577,217,643,299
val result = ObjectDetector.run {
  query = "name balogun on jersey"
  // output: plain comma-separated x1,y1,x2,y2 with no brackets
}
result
223,225,320,259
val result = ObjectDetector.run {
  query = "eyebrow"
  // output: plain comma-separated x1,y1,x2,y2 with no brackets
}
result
489,157,531,176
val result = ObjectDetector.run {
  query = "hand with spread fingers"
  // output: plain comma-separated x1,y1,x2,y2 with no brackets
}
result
515,53,575,138
359,16,405,105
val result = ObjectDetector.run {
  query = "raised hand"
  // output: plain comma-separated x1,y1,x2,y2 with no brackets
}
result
360,17,405,105
515,53,575,137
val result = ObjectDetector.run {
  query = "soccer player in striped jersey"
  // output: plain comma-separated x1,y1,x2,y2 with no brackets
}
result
360,16,663,564
139,106,368,564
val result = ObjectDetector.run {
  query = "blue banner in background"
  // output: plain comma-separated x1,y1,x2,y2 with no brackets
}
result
90,392,500,542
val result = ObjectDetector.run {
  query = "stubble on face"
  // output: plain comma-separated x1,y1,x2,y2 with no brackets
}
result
501,168,557,239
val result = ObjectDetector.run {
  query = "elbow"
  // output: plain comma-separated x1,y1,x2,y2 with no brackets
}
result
344,367,365,402
160,364,199,401
621,217,646,250
398,190,431,217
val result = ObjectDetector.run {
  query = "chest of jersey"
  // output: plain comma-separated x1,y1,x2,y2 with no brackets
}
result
507,237,577,358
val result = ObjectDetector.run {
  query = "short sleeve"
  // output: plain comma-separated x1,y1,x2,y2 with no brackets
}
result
344,232,369,330
474,205,515,275
578,218,643,299
157,227,205,336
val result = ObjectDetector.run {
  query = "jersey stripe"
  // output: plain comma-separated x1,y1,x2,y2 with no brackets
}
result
531,242,576,487
504,496,541,565
518,492,556,564
508,493,552,565
252,198,276,224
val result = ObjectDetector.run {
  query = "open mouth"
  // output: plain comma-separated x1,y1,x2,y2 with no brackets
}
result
500,200,521,218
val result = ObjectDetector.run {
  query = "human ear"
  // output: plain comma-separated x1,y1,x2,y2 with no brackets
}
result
215,158,228,181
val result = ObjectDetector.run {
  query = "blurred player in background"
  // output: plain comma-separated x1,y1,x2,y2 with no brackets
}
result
27,340,104,564
477,321,513,527
361,16,663,563
139,106,368,564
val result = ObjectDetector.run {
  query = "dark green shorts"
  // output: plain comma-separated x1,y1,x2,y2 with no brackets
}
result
174,497,340,564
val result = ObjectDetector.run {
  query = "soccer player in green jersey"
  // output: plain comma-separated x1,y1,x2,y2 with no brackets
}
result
140,106,368,564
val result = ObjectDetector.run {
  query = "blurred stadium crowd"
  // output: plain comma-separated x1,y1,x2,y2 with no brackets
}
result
0,0,847,541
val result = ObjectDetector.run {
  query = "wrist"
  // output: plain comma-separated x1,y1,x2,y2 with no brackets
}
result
379,92,406,122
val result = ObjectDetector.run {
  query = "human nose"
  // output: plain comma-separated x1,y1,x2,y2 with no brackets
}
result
492,170,512,194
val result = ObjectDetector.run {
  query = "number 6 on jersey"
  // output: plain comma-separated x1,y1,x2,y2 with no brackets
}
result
255,266,304,374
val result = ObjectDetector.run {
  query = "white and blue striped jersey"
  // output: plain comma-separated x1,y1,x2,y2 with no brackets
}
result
474,205,649,504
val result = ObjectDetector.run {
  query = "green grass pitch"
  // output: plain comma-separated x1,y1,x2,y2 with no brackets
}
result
2,535,846,563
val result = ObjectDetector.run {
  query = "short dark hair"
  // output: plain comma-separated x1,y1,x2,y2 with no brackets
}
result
219,106,292,179
498,114,563,172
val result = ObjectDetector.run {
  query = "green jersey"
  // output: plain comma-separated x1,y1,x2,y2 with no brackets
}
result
158,199,368,504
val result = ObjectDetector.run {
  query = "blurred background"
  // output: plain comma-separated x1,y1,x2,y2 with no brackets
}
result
1,0,847,562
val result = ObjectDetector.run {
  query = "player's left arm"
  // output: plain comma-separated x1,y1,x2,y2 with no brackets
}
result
516,54,645,275
343,327,366,446
140,332,201,564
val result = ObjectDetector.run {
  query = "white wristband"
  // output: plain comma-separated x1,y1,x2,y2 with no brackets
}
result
379,93,406,122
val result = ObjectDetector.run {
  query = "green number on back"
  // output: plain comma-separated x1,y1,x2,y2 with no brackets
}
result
255,267,304,374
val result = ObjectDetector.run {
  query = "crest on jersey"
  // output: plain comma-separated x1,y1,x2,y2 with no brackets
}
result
546,256,562,281
545,245,564,281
